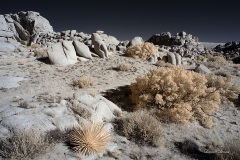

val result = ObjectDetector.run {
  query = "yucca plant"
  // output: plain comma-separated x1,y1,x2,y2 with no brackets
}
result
67,122,110,155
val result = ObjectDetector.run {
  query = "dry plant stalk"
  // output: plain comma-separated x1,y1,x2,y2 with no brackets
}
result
126,42,158,60
130,67,221,128
67,122,110,155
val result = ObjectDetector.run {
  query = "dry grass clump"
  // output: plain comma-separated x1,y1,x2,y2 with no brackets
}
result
116,62,131,71
67,122,110,155
19,101,38,109
126,42,158,60
69,100,92,119
206,74,240,105
231,63,240,70
18,59,26,65
130,67,221,128
73,75,94,88
156,60,175,68
224,139,240,160
6,61,13,65
214,69,231,77
34,48,48,58
0,130,52,160
205,55,228,68
115,111,164,147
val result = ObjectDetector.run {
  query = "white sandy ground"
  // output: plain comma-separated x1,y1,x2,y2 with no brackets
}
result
0,46,240,160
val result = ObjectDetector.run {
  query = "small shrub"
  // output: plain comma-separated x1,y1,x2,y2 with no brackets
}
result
115,111,164,147
18,59,25,65
214,69,231,77
0,129,52,160
224,139,240,160
34,48,48,58
126,42,158,60
156,60,175,68
67,122,110,155
206,74,240,105
69,100,92,119
19,101,38,109
231,63,240,70
117,62,131,71
205,55,228,68
6,61,13,65
73,75,94,88
130,67,221,128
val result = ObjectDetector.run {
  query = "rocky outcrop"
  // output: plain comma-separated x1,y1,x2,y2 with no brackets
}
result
147,31,205,55
2,11,53,45
91,33,109,58
0,15,18,53
214,41,240,63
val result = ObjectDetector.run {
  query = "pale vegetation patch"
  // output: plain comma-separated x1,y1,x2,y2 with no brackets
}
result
67,122,110,155
206,74,240,105
34,48,48,58
126,42,158,60
0,129,53,160
115,110,165,147
69,100,92,120
19,101,39,109
156,60,175,68
130,67,221,128
18,59,26,65
204,55,228,68
73,75,94,88
116,62,131,71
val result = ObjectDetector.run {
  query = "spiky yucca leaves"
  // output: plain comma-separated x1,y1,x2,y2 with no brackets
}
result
67,122,110,155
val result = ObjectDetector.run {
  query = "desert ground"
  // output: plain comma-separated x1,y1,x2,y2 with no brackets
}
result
0,11,240,160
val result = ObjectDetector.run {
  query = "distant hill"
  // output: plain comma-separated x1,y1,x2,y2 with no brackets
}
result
201,42,225,49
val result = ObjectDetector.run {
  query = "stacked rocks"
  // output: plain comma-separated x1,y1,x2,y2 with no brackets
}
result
147,31,205,54
145,31,207,65
214,41,240,62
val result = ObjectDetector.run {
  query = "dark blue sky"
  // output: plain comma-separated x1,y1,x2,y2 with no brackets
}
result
1,0,240,42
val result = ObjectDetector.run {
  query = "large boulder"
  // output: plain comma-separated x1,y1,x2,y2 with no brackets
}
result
62,41,78,64
48,42,69,66
167,52,176,65
91,33,109,58
195,64,212,74
129,36,144,46
73,40,93,59
0,15,9,31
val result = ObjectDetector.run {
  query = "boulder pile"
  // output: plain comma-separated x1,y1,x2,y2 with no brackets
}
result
214,41,240,63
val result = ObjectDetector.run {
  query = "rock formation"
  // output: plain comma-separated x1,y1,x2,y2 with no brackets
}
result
91,33,109,58
214,41,240,63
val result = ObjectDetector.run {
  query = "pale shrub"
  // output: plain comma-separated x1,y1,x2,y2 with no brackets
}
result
0,129,53,159
117,62,131,71
73,75,94,88
126,42,158,60
205,55,228,68
130,67,221,128
206,74,240,105
115,110,164,147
